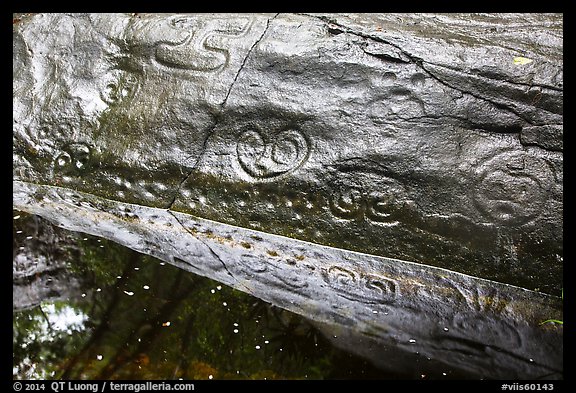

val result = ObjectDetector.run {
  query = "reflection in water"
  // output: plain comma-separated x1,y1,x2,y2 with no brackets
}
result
13,211,479,380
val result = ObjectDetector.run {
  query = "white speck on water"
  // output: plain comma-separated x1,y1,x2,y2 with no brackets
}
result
123,291,134,296
210,289,215,294
216,285,222,290
372,310,378,314
13,215,21,220
529,358,534,362
16,230,23,234
222,302,227,306
81,293,86,298
255,345,261,350
443,327,449,332
134,267,140,270
208,375,213,380
97,355,103,361
442,372,447,376
264,340,269,344
160,262,165,266
233,323,239,327
26,236,33,240
96,288,102,292
143,285,150,290
233,329,239,334
409,339,416,343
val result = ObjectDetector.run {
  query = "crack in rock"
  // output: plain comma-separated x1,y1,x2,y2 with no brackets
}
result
167,210,236,280
302,14,556,127
166,14,277,210
221,13,277,108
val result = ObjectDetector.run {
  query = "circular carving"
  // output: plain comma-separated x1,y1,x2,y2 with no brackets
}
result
329,188,403,226
53,143,94,176
329,188,364,220
236,128,310,181
473,151,554,225
100,72,138,105
55,152,72,168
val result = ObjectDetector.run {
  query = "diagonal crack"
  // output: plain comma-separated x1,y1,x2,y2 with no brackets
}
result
301,14,543,126
166,14,277,211
221,13,278,108
168,210,235,280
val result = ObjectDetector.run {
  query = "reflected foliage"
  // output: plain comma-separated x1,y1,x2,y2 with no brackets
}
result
13,211,390,380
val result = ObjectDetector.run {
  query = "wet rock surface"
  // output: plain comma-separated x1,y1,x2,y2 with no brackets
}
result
13,14,563,378
13,13,563,294
13,181,563,379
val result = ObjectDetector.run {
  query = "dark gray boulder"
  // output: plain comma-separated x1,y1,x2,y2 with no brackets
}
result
13,13,563,378
13,181,563,379
13,13,562,294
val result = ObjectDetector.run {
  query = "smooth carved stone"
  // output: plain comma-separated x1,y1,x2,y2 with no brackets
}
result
13,13,562,296
236,128,310,180
13,181,563,379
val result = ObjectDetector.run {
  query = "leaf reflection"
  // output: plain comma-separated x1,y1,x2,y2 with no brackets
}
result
13,212,385,380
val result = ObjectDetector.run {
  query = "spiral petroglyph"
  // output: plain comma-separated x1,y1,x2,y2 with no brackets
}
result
236,128,310,181
155,16,253,72
329,189,400,226
321,266,398,304
52,143,94,177
473,151,555,226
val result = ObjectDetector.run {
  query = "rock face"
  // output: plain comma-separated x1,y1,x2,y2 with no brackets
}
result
12,181,563,379
13,14,563,377
13,13,563,294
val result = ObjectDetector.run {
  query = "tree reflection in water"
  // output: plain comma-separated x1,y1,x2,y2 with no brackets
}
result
13,211,406,380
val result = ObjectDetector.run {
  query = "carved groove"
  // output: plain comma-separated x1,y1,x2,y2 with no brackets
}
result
236,128,310,181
